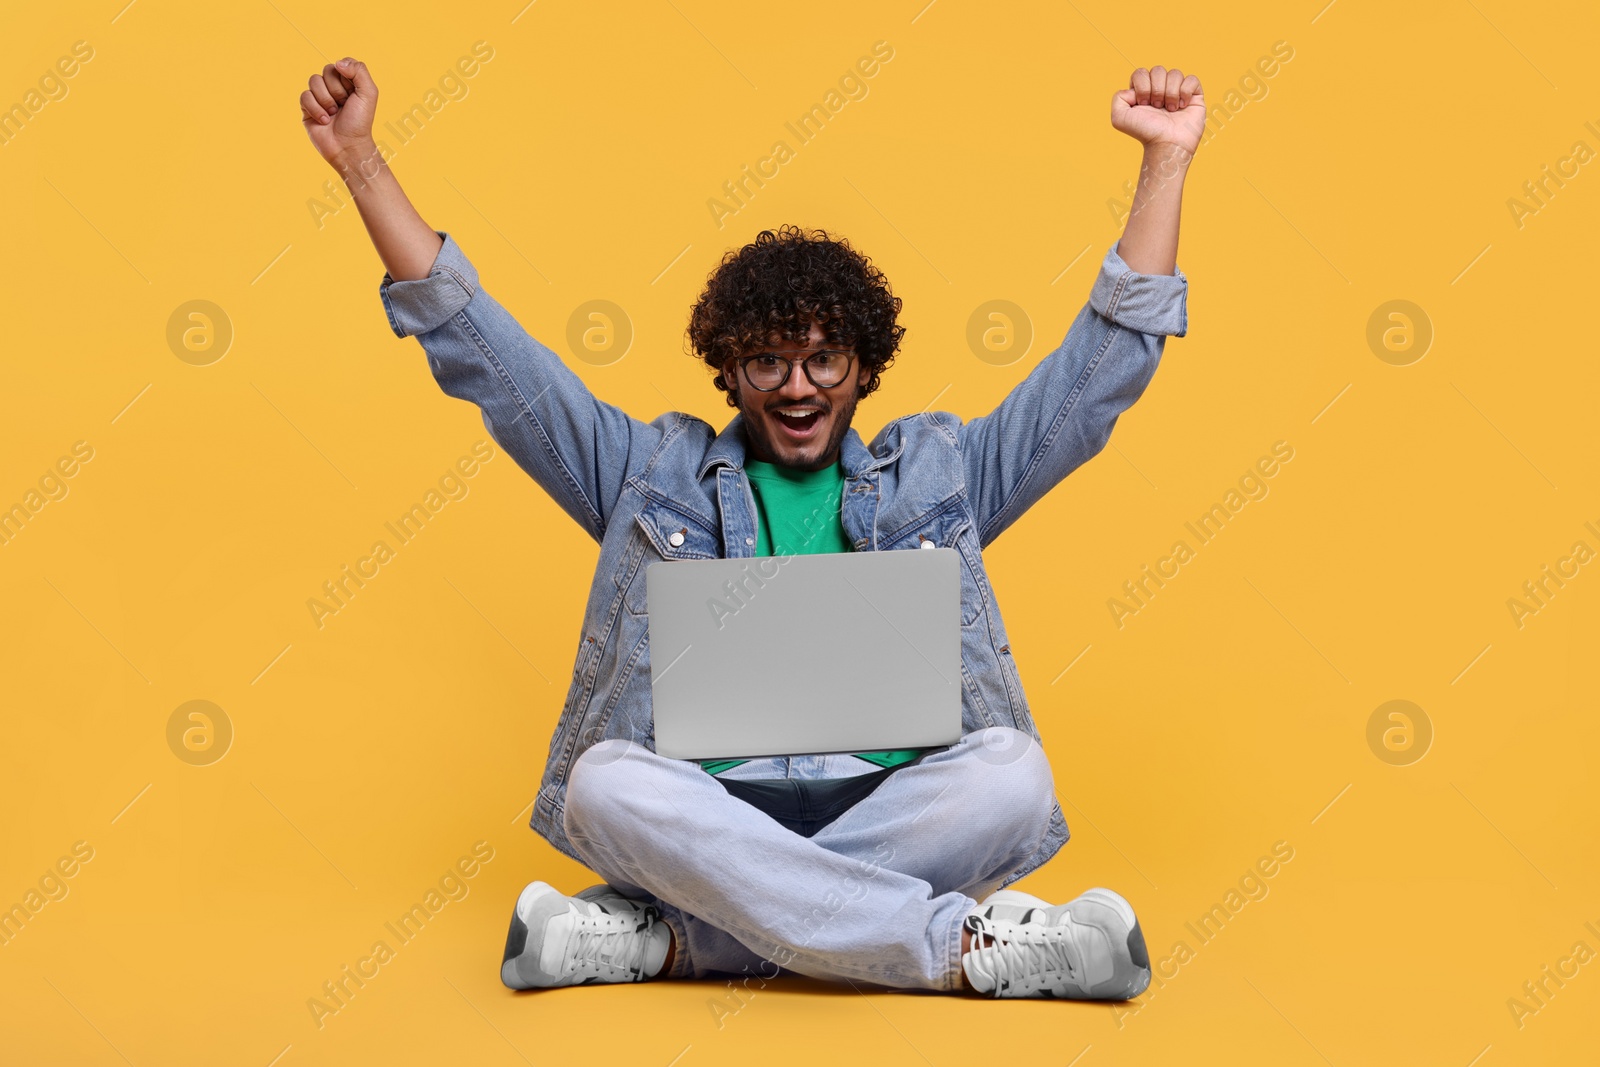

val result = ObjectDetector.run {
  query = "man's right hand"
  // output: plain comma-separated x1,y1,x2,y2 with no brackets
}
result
300,57,378,166
294,55,440,280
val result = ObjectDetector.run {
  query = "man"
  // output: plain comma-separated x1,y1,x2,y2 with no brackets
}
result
299,56,1201,999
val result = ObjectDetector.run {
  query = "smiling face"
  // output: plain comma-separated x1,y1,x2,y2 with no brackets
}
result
723,321,872,472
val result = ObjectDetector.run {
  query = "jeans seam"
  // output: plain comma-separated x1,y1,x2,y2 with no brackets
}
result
948,899,968,992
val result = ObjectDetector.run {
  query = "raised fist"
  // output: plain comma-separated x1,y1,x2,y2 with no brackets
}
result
300,57,378,164
1111,66,1206,155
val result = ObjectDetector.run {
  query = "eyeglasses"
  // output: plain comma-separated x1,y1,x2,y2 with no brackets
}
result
736,350,856,392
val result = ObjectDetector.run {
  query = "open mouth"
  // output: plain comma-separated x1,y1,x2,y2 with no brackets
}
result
770,406,824,442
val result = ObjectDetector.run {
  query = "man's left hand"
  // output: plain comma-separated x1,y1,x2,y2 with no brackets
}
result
1111,66,1206,155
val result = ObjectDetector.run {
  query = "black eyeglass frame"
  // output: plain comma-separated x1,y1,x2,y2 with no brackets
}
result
734,350,857,392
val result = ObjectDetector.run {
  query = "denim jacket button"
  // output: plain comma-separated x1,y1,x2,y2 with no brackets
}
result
745,536,753,546
919,539,937,549
668,529,685,547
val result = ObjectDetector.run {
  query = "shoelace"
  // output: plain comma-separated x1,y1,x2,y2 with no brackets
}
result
567,904,661,981
965,914,1080,995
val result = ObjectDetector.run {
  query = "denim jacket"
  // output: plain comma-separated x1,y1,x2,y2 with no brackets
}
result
380,233,1188,886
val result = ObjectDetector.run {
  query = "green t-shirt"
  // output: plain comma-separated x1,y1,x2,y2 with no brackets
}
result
696,457,929,776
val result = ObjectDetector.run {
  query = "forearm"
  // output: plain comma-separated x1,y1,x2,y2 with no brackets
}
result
1116,142,1190,276
329,142,442,282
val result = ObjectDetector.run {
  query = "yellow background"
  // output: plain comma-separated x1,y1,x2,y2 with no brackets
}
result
2,0,1596,1063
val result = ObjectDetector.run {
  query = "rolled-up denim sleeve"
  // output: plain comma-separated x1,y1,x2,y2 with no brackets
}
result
379,232,661,542
380,233,482,338
955,242,1189,546
1090,241,1188,338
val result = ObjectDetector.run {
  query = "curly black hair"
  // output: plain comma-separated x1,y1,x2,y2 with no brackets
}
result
687,225,905,407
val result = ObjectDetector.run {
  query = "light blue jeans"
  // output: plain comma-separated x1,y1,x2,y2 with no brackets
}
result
562,727,1056,991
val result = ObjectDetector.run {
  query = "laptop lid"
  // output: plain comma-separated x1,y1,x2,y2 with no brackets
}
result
646,549,962,760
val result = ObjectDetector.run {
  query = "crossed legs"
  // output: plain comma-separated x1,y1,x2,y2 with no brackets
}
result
561,727,1055,991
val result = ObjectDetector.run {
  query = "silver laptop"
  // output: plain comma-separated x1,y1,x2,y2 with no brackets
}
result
646,549,962,760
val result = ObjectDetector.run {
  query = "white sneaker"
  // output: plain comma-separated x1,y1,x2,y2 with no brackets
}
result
963,887,1151,1000
500,881,671,989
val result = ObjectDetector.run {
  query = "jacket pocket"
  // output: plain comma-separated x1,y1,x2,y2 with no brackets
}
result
622,494,722,617
879,505,988,626
633,495,720,560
